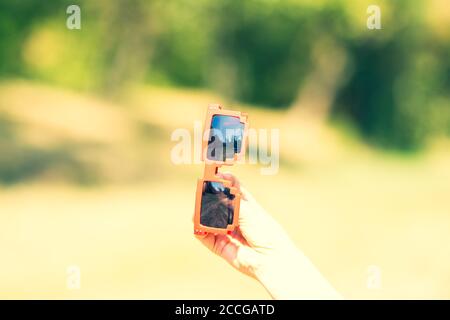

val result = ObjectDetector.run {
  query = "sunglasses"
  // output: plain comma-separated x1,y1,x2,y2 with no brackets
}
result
194,104,249,235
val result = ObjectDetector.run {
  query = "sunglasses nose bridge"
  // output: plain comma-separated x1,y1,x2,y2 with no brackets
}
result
204,164,218,179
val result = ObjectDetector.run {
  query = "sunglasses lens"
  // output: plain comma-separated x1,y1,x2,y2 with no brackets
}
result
200,181,235,229
207,115,244,161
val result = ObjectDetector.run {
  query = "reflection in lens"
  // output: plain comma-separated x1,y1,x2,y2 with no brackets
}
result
207,115,244,161
200,181,235,228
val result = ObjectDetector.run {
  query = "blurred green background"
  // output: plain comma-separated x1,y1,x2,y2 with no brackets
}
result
0,0,449,298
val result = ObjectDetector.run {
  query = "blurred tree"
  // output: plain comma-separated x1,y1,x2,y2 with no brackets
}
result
149,0,214,87
333,0,450,150
208,0,315,107
89,0,154,95
0,0,56,76
0,0,449,151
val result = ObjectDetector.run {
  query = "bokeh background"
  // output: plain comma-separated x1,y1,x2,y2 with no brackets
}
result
0,0,449,299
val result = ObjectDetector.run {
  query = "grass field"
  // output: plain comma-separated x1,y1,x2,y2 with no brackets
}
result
0,80,449,298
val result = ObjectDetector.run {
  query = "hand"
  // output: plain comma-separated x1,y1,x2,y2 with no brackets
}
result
195,173,342,299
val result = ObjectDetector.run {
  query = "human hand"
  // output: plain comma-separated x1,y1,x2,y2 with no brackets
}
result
195,173,342,299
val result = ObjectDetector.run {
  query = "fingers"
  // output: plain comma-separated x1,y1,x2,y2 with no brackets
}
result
230,226,249,246
196,231,241,254
216,172,248,201
196,232,216,251
195,172,288,252
196,233,239,264
196,172,282,249
216,172,240,190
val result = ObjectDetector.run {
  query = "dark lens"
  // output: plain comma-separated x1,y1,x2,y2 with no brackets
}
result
200,181,235,229
207,115,244,161
206,181,225,193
